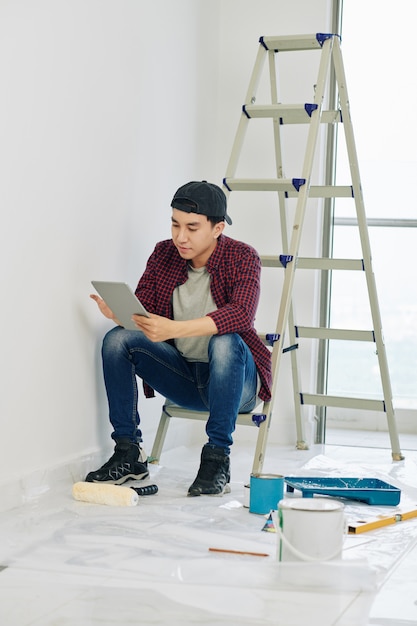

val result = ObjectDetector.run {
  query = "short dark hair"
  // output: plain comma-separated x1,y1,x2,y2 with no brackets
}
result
206,215,225,226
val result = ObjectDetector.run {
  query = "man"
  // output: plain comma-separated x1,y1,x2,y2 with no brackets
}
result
87,180,272,496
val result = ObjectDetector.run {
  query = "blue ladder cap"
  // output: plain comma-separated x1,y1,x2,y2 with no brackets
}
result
316,33,341,47
279,254,293,267
252,414,267,427
222,178,232,191
305,103,318,117
259,36,268,50
292,178,306,191
265,333,280,346
242,104,251,119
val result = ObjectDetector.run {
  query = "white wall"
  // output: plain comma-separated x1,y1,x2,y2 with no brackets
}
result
0,0,332,496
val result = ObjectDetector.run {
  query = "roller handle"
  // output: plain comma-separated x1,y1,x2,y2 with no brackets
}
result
130,484,158,496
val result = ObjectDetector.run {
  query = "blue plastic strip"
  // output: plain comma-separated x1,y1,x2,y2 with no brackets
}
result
265,333,280,346
252,413,267,427
222,178,231,192
259,36,268,51
305,103,318,117
292,178,306,191
295,326,300,338
299,393,305,405
283,344,298,354
242,105,251,119
279,254,293,268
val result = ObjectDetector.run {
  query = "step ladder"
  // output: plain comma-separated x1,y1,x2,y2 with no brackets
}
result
222,33,404,463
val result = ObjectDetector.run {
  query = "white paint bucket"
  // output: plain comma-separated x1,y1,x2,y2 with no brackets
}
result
277,498,345,562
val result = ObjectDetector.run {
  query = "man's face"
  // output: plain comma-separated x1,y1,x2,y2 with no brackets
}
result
171,208,225,268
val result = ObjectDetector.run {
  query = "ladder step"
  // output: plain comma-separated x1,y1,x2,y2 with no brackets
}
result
300,394,386,412
261,256,365,271
224,178,304,193
224,178,353,197
243,104,341,125
295,326,375,342
260,33,335,52
287,185,353,198
163,404,256,427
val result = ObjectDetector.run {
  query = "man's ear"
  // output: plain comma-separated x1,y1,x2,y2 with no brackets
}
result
214,221,226,239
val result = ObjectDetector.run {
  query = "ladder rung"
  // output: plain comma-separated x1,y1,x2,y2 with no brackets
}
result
297,257,364,270
295,326,375,342
163,404,256,427
224,178,353,198
261,256,365,271
288,185,353,198
300,394,386,412
260,34,334,52
224,178,304,193
243,104,341,125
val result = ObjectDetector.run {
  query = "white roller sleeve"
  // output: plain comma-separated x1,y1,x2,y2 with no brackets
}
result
72,482,139,506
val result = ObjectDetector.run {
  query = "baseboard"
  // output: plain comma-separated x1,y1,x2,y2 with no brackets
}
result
0,447,108,514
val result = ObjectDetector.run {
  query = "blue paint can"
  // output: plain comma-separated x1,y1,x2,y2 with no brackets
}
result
249,473,284,515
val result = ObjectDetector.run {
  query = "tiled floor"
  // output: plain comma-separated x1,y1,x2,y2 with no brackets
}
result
1,432,417,625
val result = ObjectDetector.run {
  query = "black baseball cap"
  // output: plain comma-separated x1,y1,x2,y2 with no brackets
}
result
171,180,232,225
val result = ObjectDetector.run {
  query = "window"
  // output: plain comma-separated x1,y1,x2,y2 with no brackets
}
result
326,2,417,426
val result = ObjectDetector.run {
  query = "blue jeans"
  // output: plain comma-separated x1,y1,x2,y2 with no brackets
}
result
101,327,259,453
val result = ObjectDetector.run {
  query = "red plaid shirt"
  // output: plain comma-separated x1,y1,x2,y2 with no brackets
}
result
135,234,272,401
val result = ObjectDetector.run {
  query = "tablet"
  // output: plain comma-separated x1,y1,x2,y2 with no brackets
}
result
91,280,150,330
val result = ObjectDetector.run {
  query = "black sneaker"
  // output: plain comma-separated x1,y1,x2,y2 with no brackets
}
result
85,441,149,484
188,444,231,497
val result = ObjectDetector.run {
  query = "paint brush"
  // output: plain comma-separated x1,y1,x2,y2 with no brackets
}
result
208,547,269,557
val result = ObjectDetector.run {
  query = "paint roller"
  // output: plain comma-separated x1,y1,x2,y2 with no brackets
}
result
72,482,158,506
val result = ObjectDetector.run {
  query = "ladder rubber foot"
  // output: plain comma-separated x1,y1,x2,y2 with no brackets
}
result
295,441,309,450
392,452,405,462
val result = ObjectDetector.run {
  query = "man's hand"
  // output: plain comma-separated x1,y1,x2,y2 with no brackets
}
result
132,313,218,343
132,313,177,342
90,294,117,321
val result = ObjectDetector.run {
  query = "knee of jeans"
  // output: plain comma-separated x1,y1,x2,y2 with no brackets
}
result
102,326,149,357
102,326,122,354
102,326,137,357
208,333,244,360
